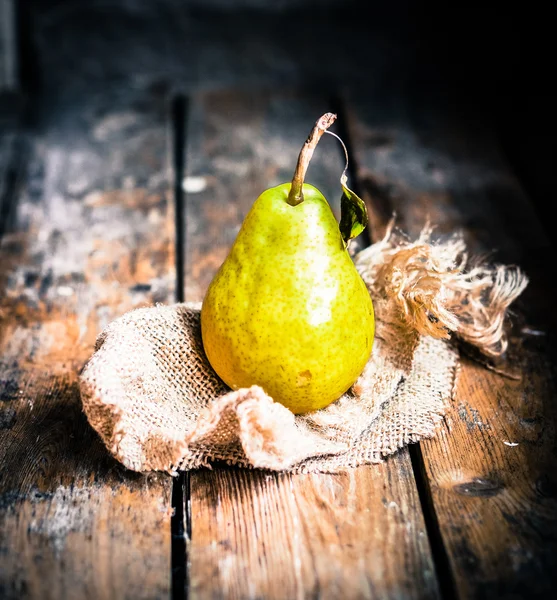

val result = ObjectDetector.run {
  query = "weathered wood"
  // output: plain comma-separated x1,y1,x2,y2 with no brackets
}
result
347,90,557,598
190,463,438,600
0,87,174,599
183,89,440,600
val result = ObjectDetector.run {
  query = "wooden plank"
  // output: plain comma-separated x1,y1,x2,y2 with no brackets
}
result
0,87,174,599
346,90,557,598
189,463,438,600
183,89,440,600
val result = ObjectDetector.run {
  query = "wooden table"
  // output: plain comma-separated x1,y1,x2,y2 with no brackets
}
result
1,4,557,599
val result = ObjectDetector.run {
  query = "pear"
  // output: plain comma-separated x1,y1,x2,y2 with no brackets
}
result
201,114,375,414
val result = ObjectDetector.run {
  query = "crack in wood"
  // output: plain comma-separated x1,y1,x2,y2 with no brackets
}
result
170,93,189,600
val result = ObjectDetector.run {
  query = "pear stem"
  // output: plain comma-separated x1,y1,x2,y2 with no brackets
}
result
287,112,337,206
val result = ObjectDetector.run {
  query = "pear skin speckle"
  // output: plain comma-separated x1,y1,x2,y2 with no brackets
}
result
201,182,375,414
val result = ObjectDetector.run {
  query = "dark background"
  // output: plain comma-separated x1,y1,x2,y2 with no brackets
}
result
3,0,555,234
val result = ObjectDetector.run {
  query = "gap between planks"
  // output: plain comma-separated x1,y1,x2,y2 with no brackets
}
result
332,93,460,600
335,93,458,600
0,85,176,600
180,88,440,600
345,89,557,598
170,93,189,600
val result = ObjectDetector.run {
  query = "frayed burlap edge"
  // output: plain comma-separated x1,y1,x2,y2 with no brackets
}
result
79,223,527,474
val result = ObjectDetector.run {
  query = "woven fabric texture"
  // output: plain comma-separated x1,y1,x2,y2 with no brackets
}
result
79,226,527,473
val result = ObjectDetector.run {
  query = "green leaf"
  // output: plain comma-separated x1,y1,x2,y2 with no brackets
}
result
339,173,368,243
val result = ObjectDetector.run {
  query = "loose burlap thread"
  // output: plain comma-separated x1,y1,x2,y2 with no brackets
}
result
79,223,528,474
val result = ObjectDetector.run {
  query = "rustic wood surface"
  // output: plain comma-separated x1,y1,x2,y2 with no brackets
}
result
183,89,440,600
0,87,175,599
2,2,556,595
189,464,438,600
346,90,557,598
2,81,556,598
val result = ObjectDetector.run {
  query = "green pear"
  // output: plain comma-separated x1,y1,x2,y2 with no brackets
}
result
201,114,375,414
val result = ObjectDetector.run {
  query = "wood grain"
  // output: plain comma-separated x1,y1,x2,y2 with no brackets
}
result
183,89,440,600
0,87,174,599
347,90,557,598
190,463,437,600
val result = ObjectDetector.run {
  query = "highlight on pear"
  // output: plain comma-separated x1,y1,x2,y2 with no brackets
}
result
200,114,375,414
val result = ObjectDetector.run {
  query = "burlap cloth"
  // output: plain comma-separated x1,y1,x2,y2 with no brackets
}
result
79,224,528,474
